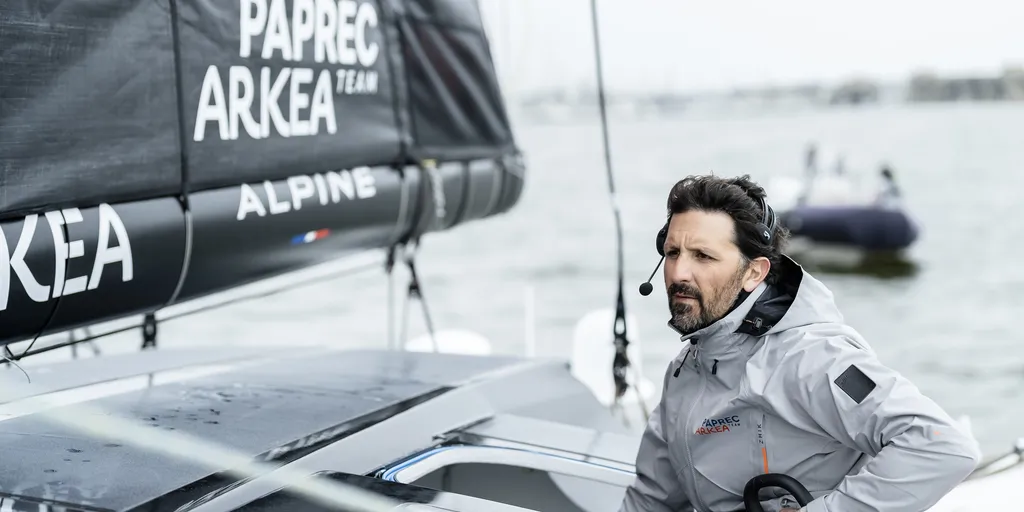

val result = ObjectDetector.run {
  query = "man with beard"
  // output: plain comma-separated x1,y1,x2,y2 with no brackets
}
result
619,175,980,512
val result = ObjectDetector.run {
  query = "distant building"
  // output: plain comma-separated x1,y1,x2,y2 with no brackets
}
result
829,79,880,105
907,67,1024,102
1005,67,1024,100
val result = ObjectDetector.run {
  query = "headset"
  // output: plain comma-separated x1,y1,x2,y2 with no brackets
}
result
639,195,778,296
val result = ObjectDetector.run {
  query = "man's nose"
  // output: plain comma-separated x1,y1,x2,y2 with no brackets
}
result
665,257,695,284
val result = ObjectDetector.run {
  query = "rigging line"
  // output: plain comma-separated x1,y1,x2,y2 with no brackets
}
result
589,0,633,404
589,0,625,304
386,246,397,350
17,210,75,360
400,242,438,352
631,366,651,422
1,348,29,383
7,257,384,361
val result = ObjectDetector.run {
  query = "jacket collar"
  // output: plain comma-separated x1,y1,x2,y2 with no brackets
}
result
668,281,767,358
667,255,805,359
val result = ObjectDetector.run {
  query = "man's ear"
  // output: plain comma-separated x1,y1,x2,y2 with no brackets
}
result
742,257,771,292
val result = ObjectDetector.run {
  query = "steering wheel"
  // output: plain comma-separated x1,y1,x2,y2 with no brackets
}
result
743,473,814,512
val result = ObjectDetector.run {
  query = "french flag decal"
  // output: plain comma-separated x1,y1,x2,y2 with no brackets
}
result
291,229,331,245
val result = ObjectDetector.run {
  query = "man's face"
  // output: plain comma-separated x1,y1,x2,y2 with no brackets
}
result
662,210,768,334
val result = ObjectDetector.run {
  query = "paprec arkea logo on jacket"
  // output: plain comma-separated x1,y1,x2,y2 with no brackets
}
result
695,415,741,435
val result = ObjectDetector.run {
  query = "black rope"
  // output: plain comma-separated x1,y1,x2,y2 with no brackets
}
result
386,245,398,350
16,211,74,360
589,0,632,402
399,243,438,352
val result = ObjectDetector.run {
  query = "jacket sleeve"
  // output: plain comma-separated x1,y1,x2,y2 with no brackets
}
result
619,362,692,512
768,335,981,512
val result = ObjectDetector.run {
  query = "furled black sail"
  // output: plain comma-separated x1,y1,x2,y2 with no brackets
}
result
0,0,525,346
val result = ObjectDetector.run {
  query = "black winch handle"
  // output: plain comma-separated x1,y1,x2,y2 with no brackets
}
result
742,473,814,511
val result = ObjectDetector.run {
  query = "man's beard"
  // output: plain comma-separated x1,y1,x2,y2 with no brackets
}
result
668,264,748,335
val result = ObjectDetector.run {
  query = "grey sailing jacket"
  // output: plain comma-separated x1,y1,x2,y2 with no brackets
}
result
619,257,981,512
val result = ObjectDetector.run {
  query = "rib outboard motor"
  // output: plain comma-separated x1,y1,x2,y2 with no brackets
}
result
743,473,814,511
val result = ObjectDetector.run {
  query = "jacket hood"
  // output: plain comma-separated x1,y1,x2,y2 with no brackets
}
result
668,255,844,345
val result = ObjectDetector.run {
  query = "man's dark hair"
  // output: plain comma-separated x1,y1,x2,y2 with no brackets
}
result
666,174,790,284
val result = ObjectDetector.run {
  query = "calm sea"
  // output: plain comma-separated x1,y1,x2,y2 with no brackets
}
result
29,102,1024,459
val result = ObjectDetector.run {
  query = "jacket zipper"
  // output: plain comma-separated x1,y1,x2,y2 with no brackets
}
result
683,343,711,512
673,347,693,377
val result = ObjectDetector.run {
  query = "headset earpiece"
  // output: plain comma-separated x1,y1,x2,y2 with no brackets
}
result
656,222,668,257
753,196,778,244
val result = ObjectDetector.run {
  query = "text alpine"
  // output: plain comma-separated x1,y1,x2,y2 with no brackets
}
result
0,205,132,312
236,167,377,221
194,0,381,142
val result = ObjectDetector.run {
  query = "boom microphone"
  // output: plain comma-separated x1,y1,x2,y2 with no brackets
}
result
638,256,664,296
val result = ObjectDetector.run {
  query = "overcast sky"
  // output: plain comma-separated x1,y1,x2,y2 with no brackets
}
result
477,0,1024,94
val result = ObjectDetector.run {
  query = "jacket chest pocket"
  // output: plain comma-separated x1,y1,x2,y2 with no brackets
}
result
686,410,756,497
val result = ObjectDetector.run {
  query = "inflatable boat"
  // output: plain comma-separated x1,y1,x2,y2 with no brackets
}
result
780,204,920,251
768,151,921,254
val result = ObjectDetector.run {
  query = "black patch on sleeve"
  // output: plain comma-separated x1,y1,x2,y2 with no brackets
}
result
834,365,876,404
